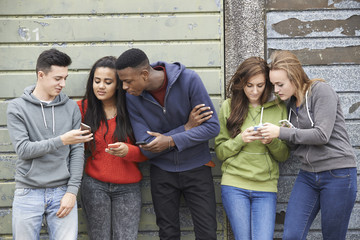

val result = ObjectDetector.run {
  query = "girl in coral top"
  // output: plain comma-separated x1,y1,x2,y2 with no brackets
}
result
77,56,147,240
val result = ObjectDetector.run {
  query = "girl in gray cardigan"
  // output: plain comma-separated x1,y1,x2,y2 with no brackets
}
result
260,50,357,240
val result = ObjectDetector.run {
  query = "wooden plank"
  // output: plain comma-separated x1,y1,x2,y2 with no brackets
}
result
0,102,8,126
266,0,360,10
0,69,222,99
0,182,14,207
303,65,360,92
0,0,221,15
0,15,221,43
0,129,12,152
0,43,222,70
338,93,360,120
267,10,360,38
0,154,16,180
267,43,360,65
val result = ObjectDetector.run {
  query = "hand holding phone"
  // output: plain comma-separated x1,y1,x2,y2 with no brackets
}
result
253,124,263,131
279,120,294,128
135,141,148,145
80,123,91,135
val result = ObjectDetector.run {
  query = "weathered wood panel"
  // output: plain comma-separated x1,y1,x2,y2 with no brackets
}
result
0,15,221,43
266,0,360,10
0,154,16,180
267,40,360,65
0,129,12,152
0,43,222,71
0,0,221,15
267,10,360,38
303,65,360,92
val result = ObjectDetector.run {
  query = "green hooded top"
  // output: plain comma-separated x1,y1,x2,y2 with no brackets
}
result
215,98,290,192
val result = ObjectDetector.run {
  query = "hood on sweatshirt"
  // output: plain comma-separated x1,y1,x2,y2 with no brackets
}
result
21,85,69,135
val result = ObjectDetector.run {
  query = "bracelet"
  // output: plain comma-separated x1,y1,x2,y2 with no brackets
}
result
168,138,171,149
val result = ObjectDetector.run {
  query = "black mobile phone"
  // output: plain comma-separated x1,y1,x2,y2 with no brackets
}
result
80,123,91,135
135,141,148,145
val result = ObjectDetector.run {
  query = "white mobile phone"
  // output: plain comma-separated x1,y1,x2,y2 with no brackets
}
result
279,120,294,128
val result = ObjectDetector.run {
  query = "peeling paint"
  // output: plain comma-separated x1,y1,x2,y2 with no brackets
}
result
268,46,360,65
33,21,49,27
349,102,360,113
272,15,360,37
188,23,198,30
266,0,360,9
17,27,29,39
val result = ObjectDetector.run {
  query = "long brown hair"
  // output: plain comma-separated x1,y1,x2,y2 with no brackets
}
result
268,50,323,104
226,57,272,138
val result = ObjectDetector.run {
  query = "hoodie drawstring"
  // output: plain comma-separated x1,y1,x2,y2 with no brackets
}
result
40,102,48,129
40,102,56,134
52,105,55,134
287,91,314,127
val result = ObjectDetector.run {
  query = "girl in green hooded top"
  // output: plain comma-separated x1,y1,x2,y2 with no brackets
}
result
215,57,289,240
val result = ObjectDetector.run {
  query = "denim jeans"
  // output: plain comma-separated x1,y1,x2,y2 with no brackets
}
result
283,168,357,240
12,186,78,240
80,174,141,240
221,185,277,240
150,164,217,240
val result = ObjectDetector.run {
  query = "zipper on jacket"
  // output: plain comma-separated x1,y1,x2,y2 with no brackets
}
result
143,84,173,115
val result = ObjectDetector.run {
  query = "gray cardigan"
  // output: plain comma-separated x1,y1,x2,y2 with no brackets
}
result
279,81,356,172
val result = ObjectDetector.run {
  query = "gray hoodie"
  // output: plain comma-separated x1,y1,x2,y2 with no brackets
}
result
6,85,84,195
279,81,356,172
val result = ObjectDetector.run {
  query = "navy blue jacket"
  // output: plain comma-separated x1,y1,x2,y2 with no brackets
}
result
126,61,220,172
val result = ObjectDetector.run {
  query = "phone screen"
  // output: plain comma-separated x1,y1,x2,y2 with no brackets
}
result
80,123,91,133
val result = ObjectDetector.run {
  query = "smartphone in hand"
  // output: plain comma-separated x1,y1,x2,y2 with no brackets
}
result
279,120,295,128
135,141,148,145
80,123,91,135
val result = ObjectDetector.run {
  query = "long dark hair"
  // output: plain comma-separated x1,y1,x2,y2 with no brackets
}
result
226,57,272,138
81,56,135,152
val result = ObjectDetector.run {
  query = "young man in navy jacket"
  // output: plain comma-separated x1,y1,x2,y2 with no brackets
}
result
116,48,220,240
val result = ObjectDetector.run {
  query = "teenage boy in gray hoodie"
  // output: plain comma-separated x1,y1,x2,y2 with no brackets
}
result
6,48,93,240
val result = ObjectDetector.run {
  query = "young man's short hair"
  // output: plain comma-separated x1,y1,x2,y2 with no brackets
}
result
36,48,72,74
116,48,149,70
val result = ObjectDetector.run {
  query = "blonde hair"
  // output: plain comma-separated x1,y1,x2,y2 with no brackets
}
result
268,50,323,104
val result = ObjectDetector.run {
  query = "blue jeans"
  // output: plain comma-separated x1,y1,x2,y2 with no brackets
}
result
12,186,78,240
80,174,141,240
221,185,277,240
283,168,357,240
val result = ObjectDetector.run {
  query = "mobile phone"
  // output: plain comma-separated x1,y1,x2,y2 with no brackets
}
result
279,120,294,128
135,141,148,145
80,123,91,134
253,124,263,131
